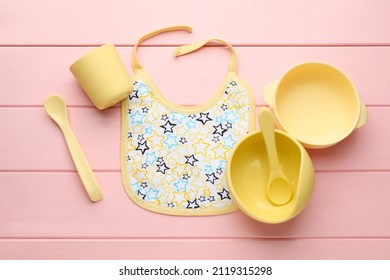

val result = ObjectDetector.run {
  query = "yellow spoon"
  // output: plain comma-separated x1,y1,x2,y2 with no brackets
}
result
44,95,103,202
258,107,292,206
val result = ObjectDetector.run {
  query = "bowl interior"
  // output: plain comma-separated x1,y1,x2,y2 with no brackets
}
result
228,131,302,223
275,63,359,146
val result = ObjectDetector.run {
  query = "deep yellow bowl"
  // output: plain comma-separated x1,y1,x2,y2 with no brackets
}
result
227,129,314,224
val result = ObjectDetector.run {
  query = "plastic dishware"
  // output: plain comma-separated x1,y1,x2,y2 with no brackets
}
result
70,44,133,110
258,107,292,206
227,107,314,224
263,62,368,149
44,95,104,202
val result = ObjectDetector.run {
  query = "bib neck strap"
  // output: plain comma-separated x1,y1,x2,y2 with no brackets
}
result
132,25,193,71
175,38,238,74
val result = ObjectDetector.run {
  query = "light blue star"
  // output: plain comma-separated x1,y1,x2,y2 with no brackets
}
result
218,159,227,170
223,134,237,149
145,151,158,165
130,110,145,124
171,112,187,124
173,178,189,192
130,181,140,192
204,164,213,174
163,134,178,149
185,119,196,129
144,126,153,136
215,115,225,124
223,110,239,124
138,83,150,95
146,188,159,201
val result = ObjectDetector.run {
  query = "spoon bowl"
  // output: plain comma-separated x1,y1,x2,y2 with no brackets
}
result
44,94,103,202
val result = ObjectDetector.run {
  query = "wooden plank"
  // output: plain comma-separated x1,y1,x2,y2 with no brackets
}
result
1,47,389,106
0,107,386,171
1,0,389,45
1,172,389,238
1,239,390,259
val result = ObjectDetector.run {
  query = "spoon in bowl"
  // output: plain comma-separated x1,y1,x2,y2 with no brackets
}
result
258,107,292,206
44,94,103,202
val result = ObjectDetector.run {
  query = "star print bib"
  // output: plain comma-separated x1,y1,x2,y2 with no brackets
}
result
121,26,255,215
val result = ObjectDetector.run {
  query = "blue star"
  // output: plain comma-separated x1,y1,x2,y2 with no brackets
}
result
163,134,178,149
144,126,153,136
145,151,158,165
130,181,141,192
204,164,213,174
185,119,196,129
171,112,187,124
146,188,159,201
173,178,189,192
223,134,237,149
130,110,145,124
218,159,226,170
138,83,150,95
223,111,239,124
215,115,225,124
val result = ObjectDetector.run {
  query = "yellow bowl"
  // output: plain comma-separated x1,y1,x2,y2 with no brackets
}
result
227,129,314,224
264,62,368,148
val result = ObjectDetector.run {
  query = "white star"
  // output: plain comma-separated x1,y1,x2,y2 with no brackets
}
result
213,124,227,136
196,112,212,125
206,173,218,184
157,163,170,174
186,199,200,209
185,155,198,166
218,188,231,200
136,141,149,155
160,120,176,133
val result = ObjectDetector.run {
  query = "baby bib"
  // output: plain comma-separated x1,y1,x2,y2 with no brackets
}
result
121,26,255,215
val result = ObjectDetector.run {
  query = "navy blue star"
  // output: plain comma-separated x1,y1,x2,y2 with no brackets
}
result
156,162,170,174
140,182,148,188
213,124,228,136
137,190,146,200
185,155,198,166
199,196,206,202
160,120,176,133
142,106,149,113
226,122,233,129
136,141,149,155
230,81,237,86
127,131,133,139
129,89,139,100
196,112,213,125
221,104,228,111
206,172,218,184
208,196,215,202
218,188,231,200
186,199,200,209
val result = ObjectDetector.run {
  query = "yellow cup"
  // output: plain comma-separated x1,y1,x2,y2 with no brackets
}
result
70,44,133,110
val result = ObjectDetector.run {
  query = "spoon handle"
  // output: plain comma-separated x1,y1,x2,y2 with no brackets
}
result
258,107,282,176
61,124,104,202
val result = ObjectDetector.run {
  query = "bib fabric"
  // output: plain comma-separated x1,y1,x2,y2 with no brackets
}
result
121,26,255,215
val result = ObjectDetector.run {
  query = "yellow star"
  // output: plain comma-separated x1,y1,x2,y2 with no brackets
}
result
192,138,210,156
132,169,148,182
200,204,213,209
172,191,189,207
202,188,212,196
212,142,230,160
172,162,188,177
146,131,164,149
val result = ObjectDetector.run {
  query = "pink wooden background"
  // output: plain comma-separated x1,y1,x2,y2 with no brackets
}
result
1,0,390,259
